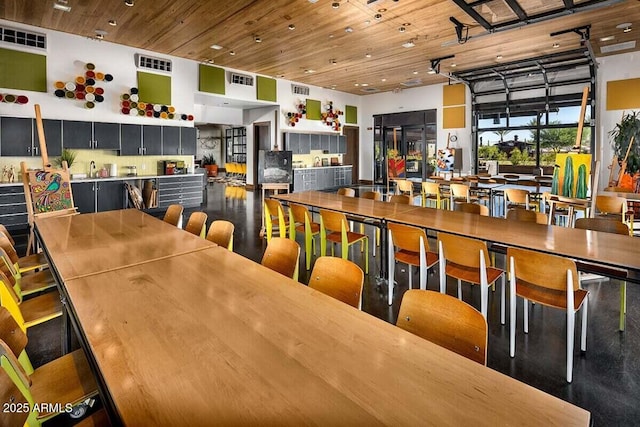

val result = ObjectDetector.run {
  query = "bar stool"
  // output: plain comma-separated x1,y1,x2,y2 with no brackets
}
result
289,203,320,270
319,209,368,274
507,247,588,383
437,232,505,323
387,223,439,305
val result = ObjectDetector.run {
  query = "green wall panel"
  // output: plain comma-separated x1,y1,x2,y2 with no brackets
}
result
0,47,47,92
345,105,357,124
257,76,277,102
199,64,226,95
137,71,171,105
306,99,321,120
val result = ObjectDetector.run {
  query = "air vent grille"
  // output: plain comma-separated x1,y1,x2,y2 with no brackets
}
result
135,54,172,72
292,84,310,96
600,41,636,54
360,87,380,93
230,72,254,86
0,25,46,49
401,79,422,87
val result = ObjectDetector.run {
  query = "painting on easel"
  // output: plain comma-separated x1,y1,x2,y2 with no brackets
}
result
26,169,73,213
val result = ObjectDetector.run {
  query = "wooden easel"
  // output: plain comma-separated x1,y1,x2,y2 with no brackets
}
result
22,105,78,254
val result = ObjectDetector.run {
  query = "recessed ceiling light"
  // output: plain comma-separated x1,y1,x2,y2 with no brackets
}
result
305,69,315,73
402,39,415,48
378,8,387,12
207,59,214,64
374,13,382,20
345,26,353,33
330,59,337,65
95,29,108,38
95,34,104,40
399,26,406,33
108,19,117,26
288,24,296,30
552,43,560,48
53,2,72,12
364,20,370,25
354,83,360,86
427,69,436,74
254,36,262,43
365,53,372,58
616,22,632,29
413,71,418,75
229,50,236,56
450,63,457,68
210,44,223,50
124,0,134,6
381,78,387,82
600,35,615,42
496,55,503,60
332,2,340,8
624,27,632,33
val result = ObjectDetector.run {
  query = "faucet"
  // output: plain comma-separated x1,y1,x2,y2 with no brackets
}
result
89,161,96,177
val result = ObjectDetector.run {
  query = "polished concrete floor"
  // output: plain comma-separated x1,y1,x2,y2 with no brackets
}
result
32,182,640,426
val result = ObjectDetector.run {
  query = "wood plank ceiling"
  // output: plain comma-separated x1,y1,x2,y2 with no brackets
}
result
1,0,638,95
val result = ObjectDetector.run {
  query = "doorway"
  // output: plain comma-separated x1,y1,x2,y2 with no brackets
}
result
253,122,271,187
343,126,359,184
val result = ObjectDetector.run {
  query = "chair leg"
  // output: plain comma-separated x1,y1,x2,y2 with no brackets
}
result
457,279,462,300
567,309,575,383
500,275,506,325
305,231,313,271
523,299,529,334
620,281,627,331
408,265,412,290
438,241,446,294
581,296,588,352
388,231,394,305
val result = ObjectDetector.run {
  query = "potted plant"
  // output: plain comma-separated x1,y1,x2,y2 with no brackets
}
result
201,154,218,177
610,111,640,189
54,148,77,169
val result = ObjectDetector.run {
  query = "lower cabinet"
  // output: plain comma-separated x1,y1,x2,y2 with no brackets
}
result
0,186,28,227
71,181,127,213
157,176,204,208
293,167,352,192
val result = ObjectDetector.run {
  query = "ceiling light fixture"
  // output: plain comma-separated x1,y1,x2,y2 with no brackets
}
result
450,63,457,68
399,26,406,33
361,83,369,87
229,51,236,56
124,0,134,6
332,2,340,8
381,78,387,82
374,13,382,20
210,44,223,50
288,24,296,30
365,53,372,58
616,22,632,31
207,59,214,64
108,19,117,26
402,39,415,48
552,43,560,48
94,29,108,39
624,27,632,33
496,55,503,60
427,68,436,75
254,36,262,43
600,35,615,42
345,26,353,33
412,71,418,75
53,2,72,12
330,59,337,65
378,8,387,12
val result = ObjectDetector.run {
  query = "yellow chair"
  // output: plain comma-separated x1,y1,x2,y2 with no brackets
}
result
595,195,633,234
397,290,488,365
261,237,300,281
437,232,505,323
421,182,442,208
0,224,48,274
387,223,439,305
0,271,61,331
395,179,414,201
184,211,208,237
575,217,629,331
0,241,56,298
337,188,355,197
319,209,368,274
289,203,320,271
449,183,472,209
388,194,412,205
0,308,99,426
506,208,548,224
454,202,489,216
264,198,288,242
359,191,382,257
308,257,364,309
504,188,533,215
507,247,588,383
163,204,183,227
206,220,235,251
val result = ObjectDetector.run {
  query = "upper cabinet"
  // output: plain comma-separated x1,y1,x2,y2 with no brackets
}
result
120,124,142,155
93,122,120,150
62,120,93,149
284,132,346,155
180,127,197,156
142,125,162,156
162,126,181,156
0,117,61,157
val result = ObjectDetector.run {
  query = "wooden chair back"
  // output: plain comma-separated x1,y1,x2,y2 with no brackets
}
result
516,179,538,187
575,218,629,235
184,211,208,237
261,237,300,280
396,290,488,365
506,208,539,223
604,186,632,193
0,234,19,266
0,307,28,359
0,271,25,331
289,202,312,226
388,223,429,253
163,204,184,226
388,194,411,204
360,190,382,201
308,257,364,309
319,209,347,233
206,220,235,250
0,225,16,246
504,188,530,205
507,247,579,293
337,188,355,197
449,183,469,200
395,179,414,196
595,195,626,215
454,202,489,216
0,356,29,427
437,232,490,269
503,174,520,180
421,182,440,196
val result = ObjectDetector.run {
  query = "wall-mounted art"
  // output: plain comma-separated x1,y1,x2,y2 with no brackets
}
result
53,62,113,109
0,47,47,92
119,87,193,120
0,94,29,104
321,101,343,131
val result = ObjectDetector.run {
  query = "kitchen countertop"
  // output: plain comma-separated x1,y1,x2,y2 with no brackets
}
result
293,165,352,170
0,172,205,187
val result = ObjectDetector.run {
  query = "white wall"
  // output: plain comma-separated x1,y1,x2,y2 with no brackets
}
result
596,52,640,190
359,83,473,180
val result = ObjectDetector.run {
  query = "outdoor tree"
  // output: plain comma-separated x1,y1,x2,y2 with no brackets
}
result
492,129,512,143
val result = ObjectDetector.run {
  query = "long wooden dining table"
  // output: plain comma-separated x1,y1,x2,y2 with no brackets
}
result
33,209,590,426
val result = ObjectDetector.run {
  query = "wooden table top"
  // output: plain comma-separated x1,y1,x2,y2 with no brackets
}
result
387,206,640,273
64,245,589,426
274,191,417,219
35,209,214,280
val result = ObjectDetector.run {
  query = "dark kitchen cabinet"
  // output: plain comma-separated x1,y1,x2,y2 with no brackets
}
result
0,117,32,156
96,180,126,212
120,124,142,155
62,120,93,149
42,119,62,157
162,126,180,156
93,122,120,150
71,182,96,214
143,125,162,155
310,134,321,151
180,127,197,155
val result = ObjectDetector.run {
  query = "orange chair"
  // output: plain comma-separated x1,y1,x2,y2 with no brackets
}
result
319,209,368,274
337,188,355,197
184,211,208,237
206,220,235,251
261,237,300,280
454,202,489,216
308,257,364,309
289,203,320,270
163,204,183,227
